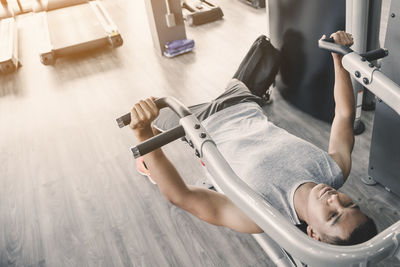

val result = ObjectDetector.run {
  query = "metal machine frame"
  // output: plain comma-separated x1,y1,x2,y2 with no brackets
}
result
116,83,400,266
346,0,387,134
34,0,123,65
116,39,400,264
346,0,369,135
365,0,400,195
114,1,400,265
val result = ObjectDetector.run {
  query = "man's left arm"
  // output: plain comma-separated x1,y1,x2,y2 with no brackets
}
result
327,31,355,181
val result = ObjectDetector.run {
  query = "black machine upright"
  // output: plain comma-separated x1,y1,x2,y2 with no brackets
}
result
365,0,400,196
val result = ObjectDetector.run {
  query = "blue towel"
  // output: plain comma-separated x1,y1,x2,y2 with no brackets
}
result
164,39,195,57
164,46,195,58
165,39,195,50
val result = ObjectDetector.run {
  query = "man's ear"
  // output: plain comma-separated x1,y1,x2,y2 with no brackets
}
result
307,225,321,241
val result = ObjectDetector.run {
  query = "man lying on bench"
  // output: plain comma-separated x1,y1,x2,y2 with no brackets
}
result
129,31,377,245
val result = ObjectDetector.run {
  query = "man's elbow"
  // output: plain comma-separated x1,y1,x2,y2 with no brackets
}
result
335,108,355,122
165,194,183,207
163,190,190,210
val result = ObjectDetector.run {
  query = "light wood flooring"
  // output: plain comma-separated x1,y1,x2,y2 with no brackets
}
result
0,0,399,266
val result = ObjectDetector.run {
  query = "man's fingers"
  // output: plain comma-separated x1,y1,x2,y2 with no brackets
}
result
145,98,159,117
130,108,140,129
130,99,154,129
337,33,344,43
138,98,159,120
333,35,340,44
129,97,160,132
132,98,158,119
340,32,353,46
138,100,154,120
345,33,354,46
330,32,340,43
134,103,146,121
329,31,354,47
331,30,343,39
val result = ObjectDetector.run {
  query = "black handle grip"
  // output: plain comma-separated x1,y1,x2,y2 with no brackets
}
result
324,37,335,43
116,97,191,128
116,113,131,128
318,38,353,55
131,125,186,158
116,98,164,128
360,48,389,62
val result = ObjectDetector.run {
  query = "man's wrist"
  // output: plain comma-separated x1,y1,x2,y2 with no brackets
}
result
332,54,342,63
333,55,346,71
133,128,154,141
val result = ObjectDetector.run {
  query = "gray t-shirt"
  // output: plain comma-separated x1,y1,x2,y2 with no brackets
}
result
202,102,344,224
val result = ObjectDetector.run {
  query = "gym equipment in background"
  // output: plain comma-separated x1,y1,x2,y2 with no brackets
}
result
367,100,400,195
238,0,265,9
1,0,12,18
34,0,123,65
4,0,33,14
361,0,383,112
144,0,186,56
0,17,19,74
346,0,369,134
268,0,385,133
345,0,384,134
163,38,194,57
164,0,176,27
365,0,400,196
268,0,346,123
117,93,400,266
0,0,20,18
181,0,223,26
14,0,34,13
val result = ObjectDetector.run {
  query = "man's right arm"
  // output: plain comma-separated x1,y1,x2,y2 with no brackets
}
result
131,98,263,234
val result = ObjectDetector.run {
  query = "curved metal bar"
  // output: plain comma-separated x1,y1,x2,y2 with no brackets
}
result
318,39,353,55
342,52,400,116
204,172,295,267
123,96,400,266
201,141,400,266
131,125,185,158
127,97,191,157
116,97,191,128
155,97,192,118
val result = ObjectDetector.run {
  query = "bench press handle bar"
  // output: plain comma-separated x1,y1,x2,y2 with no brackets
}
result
319,38,400,116
319,37,388,62
116,97,191,128
118,96,400,266
116,97,191,158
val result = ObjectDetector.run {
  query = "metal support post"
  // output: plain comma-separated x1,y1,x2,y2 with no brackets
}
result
363,0,383,110
346,0,369,135
144,0,186,55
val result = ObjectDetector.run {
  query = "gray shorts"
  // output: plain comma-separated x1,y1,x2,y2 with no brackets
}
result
153,79,264,131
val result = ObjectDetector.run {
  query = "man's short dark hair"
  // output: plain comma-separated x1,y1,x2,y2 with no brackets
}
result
323,216,378,245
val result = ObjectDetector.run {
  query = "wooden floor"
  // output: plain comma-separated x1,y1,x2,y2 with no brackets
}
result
0,0,399,266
